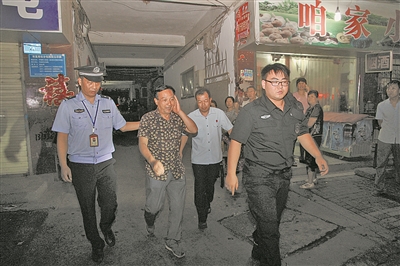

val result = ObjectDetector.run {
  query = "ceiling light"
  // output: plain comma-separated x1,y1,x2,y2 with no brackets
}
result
334,6,341,21
334,0,341,22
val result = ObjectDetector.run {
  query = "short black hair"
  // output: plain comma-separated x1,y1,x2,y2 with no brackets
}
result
308,90,319,98
387,80,400,88
261,63,290,80
195,87,211,99
154,85,175,99
296,78,307,86
225,96,235,107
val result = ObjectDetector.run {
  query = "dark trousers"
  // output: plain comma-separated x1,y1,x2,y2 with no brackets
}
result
192,163,220,223
375,141,400,190
69,159,117,249
305,136,322,172
299,144,305,160
243,169,291,266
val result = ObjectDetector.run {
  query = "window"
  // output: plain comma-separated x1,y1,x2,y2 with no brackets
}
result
181,67,194,99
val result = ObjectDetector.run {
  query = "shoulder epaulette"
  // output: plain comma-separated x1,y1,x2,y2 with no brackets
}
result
65,95,76,100
101,95,111,100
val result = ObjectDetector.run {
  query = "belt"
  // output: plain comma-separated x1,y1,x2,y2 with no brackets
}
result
270,167,291,175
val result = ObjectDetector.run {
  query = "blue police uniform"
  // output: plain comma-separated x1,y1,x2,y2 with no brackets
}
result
52,91,126,250
52,92,126,163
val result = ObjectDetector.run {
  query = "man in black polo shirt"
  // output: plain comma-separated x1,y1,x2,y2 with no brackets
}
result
225,63,329,266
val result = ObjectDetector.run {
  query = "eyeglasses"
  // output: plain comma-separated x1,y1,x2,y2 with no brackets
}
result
263,80,290,87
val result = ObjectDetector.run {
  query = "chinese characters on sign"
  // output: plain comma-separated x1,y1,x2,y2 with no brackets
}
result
2,0,43,19
298,0,326,36
344,5,371,39
236,2,250,42
1,0,59,31
29,54,66,77
259,0,399,49
385,9,400,43
365,52,392,73
38,74,74,106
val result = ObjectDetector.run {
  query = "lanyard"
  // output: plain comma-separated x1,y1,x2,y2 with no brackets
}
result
82,100,100,133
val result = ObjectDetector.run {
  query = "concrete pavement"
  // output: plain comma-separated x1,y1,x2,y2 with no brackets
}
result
1,142,399,265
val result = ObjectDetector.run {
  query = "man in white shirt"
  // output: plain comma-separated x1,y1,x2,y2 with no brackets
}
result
374,79,400,195
241,86,258,107
181,87,233,230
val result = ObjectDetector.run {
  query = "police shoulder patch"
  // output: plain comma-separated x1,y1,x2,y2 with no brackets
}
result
101,95,111,100
66,95,76,100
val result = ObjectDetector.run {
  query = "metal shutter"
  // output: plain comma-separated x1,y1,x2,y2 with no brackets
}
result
0,43,29,176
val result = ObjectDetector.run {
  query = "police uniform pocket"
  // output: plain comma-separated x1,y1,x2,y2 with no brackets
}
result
99,114,113,129
71,114,88,128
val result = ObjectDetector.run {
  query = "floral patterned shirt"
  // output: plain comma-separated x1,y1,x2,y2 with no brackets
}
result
138,109,186,180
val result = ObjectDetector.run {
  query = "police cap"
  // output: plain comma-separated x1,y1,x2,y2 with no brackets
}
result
75,65,105,82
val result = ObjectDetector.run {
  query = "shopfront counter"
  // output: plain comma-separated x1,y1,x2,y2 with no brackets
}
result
320,112,374,158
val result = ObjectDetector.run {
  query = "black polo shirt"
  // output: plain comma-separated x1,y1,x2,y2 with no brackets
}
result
230,91,308,175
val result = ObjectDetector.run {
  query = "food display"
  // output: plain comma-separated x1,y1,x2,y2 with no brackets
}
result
259,12,342,45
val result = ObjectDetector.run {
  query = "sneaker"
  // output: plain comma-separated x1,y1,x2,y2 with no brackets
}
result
300,182,315,189
198,222,208,230
313,178,318,184
146,225,155,237
165,240,185,258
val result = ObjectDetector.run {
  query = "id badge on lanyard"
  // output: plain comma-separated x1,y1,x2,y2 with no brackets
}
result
83,100,100,147
90,132,99,147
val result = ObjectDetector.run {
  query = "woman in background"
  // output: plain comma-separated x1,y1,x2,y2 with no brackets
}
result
300,90,324,189
225,96,238,124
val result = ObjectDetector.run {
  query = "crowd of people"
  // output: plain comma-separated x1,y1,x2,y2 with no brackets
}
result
52,63,399,265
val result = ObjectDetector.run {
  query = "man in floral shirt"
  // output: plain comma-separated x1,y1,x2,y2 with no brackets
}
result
138,85,197,258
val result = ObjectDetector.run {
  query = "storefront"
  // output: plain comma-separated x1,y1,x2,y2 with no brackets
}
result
235,0,399,112
234,0,399,157
0,0,95,176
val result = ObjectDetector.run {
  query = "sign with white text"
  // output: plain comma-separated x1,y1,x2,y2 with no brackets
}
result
29,54,66,77
365,51,393,73
1,0,59,31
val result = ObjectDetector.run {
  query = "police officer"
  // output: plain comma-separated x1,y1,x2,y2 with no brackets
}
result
52,66,139,263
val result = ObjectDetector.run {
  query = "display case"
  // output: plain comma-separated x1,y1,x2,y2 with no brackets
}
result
321,112,374,158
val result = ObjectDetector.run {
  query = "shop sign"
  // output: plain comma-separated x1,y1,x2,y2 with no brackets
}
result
257,0,400,50
240,69,253,81
365,51,392,73
1,0,59,31
236,2,250,42
28,54,66,78
23,43,42,54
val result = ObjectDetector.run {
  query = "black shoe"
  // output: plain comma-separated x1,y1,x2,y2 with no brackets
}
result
299,159,307,164
103,229,116,247
198,222,208,230
92,247,104,263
